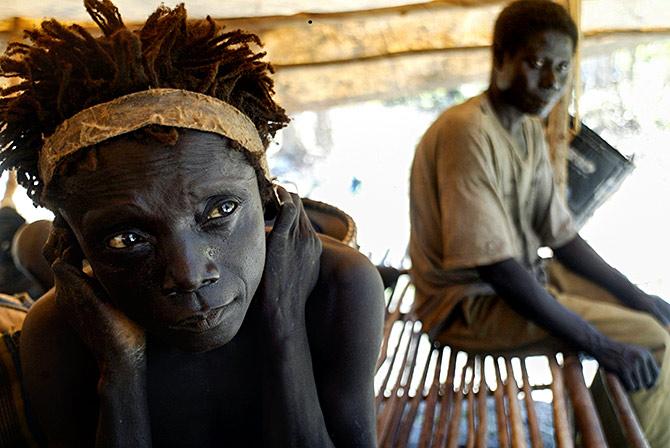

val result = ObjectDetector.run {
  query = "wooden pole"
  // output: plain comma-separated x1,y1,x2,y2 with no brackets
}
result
562,355,607,448
604,372,651,448
546,0,581,195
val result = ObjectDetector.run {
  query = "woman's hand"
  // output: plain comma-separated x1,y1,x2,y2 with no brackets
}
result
44,221,145,375
259,186,322,342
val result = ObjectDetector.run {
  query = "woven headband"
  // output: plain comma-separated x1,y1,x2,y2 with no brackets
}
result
39,88,269,187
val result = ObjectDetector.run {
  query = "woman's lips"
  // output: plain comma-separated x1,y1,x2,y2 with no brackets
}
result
168,297,236,333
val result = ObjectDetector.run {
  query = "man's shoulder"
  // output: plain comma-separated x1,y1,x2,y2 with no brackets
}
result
419,94,490,153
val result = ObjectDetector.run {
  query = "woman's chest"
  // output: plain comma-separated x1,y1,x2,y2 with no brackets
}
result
145,336,263,447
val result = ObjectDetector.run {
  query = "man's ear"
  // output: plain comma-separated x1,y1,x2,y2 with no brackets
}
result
492,44,506,69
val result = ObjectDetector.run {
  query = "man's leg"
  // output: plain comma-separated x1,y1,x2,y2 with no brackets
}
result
555,292,670,448
438,291,669,447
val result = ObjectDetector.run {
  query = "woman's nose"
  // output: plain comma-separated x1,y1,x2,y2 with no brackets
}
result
162,240,220,295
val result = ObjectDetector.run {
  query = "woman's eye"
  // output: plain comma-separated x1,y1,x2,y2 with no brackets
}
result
107,232,145,249
207,200,238,220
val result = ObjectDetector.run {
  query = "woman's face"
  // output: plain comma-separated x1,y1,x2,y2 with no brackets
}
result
57,130,266,352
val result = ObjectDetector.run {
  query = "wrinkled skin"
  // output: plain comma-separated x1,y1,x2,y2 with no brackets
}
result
54,131,267,353
21,130,384,447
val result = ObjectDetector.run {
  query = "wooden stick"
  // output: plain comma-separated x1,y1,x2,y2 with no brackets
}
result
604,371,650,448
465,357,476,448
395,340,434,447
418,349,443,448
433,348,457,448
503,358,527,448
493,357,510,448
445,354,470,448
379,325,422,447
548,356,574,448
376,320,412,410
376,322,414,442
475,356,488,448
520,358,543,448
562,355,607,448
377,309,402,371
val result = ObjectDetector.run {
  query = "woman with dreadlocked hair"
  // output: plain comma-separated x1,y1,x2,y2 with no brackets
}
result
0,1,383,446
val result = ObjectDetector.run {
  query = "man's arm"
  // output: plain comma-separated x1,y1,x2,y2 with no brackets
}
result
477,258,659,391
553,234,670,325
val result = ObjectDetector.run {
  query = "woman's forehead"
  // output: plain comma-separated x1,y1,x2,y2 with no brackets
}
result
58,130,259,210
84,130,252,177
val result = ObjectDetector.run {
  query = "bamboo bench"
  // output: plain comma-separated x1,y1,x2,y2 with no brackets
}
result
375,273,649,448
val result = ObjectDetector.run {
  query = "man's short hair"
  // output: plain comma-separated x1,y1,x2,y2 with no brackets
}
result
493,0,578,56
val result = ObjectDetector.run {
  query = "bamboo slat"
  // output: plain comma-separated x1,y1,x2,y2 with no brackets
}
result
378,324,421,445
433,349,457,448
376,320,411,409
562,356,607,448
445,355,469,448
376,322,415,441
475,356,488,448
493,357,511,448
521,359,543,448
503,358,527,448
605,372,650,448
418,349,442,448
395,341,434,447
464,358,476,448
548,356,574,448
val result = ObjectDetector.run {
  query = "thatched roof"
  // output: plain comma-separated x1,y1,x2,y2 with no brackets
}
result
0,0,667,111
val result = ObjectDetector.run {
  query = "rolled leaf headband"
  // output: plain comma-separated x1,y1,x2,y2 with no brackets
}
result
39,88,269,187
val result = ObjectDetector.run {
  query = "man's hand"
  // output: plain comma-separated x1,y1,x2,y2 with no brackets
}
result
595,340,660,392
259,186,322,342
44,222,145,375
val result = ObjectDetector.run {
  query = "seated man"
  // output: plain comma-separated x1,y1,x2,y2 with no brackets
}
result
0,1,384,446
409,1,669,445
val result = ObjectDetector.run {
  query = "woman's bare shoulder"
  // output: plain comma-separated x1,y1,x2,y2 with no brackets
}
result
20,290,98,444
316,235,384,303
308,234,385,346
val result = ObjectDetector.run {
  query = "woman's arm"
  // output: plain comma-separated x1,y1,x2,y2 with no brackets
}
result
258,188,383,447
306,240,384,447
21,224,152,447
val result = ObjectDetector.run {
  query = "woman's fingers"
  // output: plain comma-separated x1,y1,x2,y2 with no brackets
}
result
272,186,298,235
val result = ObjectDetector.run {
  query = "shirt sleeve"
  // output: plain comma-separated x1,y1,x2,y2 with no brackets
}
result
436,124,520,270
532,133,578,248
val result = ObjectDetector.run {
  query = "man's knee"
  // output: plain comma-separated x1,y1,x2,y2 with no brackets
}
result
633,315,670,365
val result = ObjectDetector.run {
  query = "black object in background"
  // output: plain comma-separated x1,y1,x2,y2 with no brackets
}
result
566,121,634,229
0,207,37,297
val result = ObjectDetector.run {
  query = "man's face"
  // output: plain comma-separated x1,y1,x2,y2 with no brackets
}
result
58,130,266,352
495,30,574,117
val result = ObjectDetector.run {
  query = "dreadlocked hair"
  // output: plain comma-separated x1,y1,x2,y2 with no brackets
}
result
0,0,289,205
